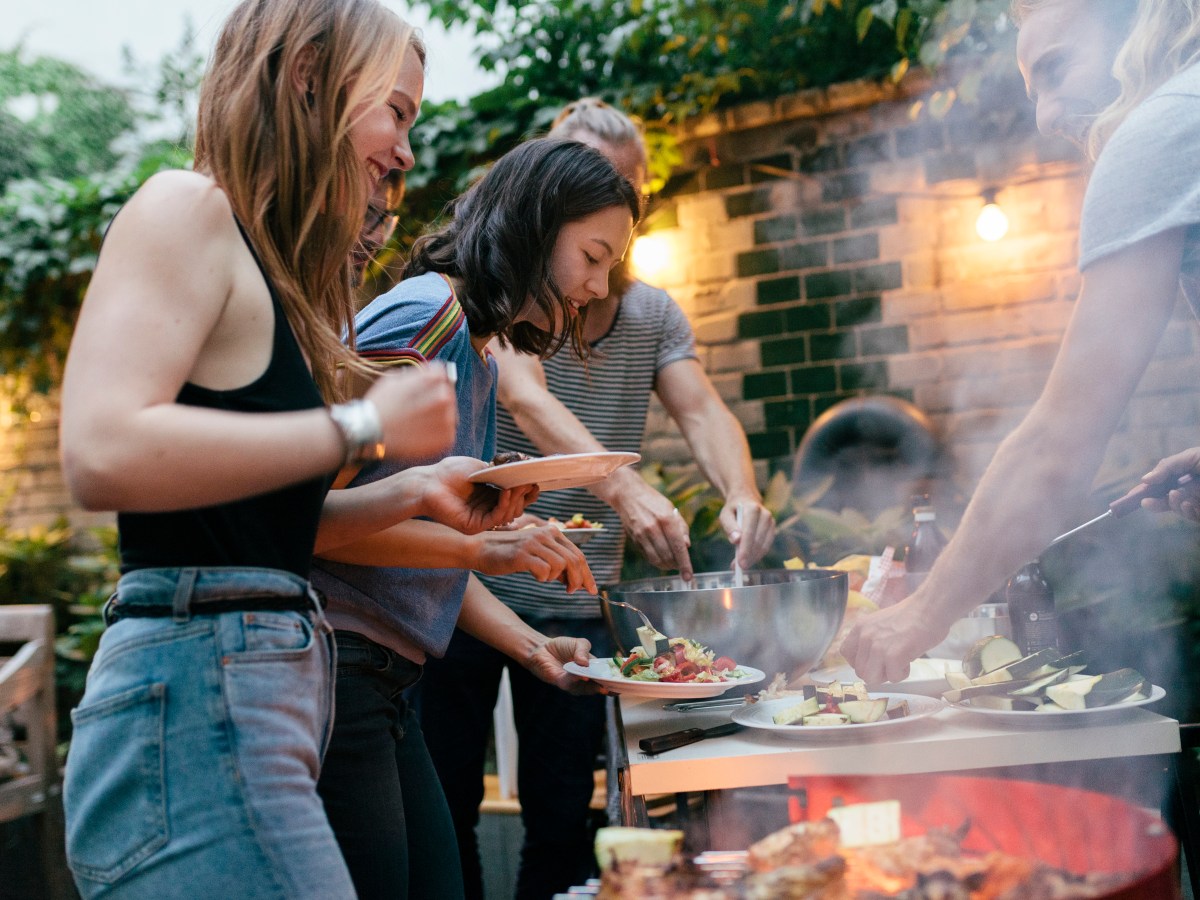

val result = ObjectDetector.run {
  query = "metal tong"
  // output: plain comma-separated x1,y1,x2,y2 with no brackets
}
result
1048,473,1194,548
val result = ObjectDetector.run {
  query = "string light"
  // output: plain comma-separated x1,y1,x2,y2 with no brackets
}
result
630,233,671,282
976,188,1010,242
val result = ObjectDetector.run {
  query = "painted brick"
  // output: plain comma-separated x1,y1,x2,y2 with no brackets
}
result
799,207,848,236
784,303,833,332
850,196,899,229
765,399,812,430
853,261,903,293
822,172,871,203
737,248,780,278
781,242,829,271
840,360,889,391
895,124,945,158
754,215,797,245
798,145,843,173
693,313,739,345
924,151,978,184
845,134,892,167
709,372,745,404
805,271,854,300
761,337,808,368
737,309,785,339
814,394,855,417
703,164,746,190
790,365,837,393
726,188,773,218
747,430,793,460
834,295,882,327
662,170,701,197
644,205,679,232
757,276,801,305
860,324,909,357
743,370,788,400
811,331,857,361
887,352,944,385
707,340,762,374
833,234,881,265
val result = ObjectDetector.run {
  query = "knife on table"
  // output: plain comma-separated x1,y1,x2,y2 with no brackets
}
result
639,721,744,756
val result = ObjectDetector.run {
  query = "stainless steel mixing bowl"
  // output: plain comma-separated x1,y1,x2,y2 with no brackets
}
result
601,568,848,680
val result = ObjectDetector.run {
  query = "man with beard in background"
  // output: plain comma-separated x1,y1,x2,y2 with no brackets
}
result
844,0,1200,682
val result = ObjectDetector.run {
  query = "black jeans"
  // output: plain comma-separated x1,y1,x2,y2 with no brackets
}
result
417,618,612,900
317,631,465,900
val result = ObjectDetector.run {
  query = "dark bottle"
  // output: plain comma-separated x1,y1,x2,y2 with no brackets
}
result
904,494,947,595
1006,559,1058,655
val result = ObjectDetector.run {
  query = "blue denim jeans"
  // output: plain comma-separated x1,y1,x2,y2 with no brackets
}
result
63,567,353,899
417,619,613,900
316,631,466,900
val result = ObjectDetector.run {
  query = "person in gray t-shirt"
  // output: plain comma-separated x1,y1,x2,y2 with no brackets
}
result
844,0,1200,683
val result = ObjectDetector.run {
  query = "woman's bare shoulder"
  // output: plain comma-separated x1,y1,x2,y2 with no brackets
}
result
113,170,238,249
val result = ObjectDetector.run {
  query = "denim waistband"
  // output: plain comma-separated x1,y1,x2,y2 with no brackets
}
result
106,567,327,627
333,630,423,689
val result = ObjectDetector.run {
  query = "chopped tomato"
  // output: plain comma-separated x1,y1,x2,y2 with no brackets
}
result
713,656,736,672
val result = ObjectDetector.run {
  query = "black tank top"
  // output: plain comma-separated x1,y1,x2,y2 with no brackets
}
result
118,222,333,578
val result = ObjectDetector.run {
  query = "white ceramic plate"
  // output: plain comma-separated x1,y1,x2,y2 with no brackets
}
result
949,684,1166,719
468,452,641,491
731,692,943,738
563,659,766,699
809,659,963,697
557,524,604,546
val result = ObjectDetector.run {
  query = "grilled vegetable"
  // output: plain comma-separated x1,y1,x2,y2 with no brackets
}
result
773,696,819,725
1043,668,1147,711
839,698,888,724
962,635,1022,679
802,712,851,726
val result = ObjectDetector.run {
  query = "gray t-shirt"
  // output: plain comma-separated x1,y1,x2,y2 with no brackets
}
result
1080,63,1200,311
478,280,698,620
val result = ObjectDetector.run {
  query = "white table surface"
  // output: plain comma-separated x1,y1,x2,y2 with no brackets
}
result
618,695,1182,797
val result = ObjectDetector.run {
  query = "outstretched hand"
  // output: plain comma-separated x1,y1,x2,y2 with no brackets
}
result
472,525,597,594
612,480,693,580
419,456,539,535
719,498,775,570
1110,448,1200,521
839,590,955,685
526,636,600,694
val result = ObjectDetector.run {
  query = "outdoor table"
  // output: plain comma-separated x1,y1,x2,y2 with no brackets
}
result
606,694,1183,833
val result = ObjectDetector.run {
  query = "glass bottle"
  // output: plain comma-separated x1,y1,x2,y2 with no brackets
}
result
1006,559,1058,655
903,494,947,595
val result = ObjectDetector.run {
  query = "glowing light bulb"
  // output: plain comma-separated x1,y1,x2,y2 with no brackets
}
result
630,233,671,282
976,190,1009,242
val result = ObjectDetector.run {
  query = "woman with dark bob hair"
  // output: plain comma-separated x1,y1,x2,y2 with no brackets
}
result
311,135,641,899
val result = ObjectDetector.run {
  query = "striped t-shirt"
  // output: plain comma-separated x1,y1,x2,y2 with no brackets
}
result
478,280,697,620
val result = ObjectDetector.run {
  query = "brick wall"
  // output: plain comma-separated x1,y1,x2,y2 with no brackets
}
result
640,76,1200,498
4,76,1200,528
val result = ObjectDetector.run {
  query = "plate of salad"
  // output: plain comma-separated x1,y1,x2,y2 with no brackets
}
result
564,638,766,698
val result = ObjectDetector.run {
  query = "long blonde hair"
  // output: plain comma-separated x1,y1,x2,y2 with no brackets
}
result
1091,0,1200,158
194,0,418,401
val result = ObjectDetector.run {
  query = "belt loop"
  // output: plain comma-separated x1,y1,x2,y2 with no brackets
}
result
101,591,120,627
307,585,333,635
173,569,199,623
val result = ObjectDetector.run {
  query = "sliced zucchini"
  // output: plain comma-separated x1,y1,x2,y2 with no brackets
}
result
839,698,888,724
1043,668,1147,710
968,694,1040,711
943,677,1040,703
962,635,1022,679
970,647,1064,686
772,696,819,725
1009,667,1072,697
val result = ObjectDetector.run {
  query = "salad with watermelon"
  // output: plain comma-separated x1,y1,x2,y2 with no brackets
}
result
610,637,745,684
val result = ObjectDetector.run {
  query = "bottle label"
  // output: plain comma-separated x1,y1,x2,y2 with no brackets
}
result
1019,611,1057,653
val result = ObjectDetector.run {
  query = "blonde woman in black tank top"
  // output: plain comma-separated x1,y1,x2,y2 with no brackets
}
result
57,2,535,897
